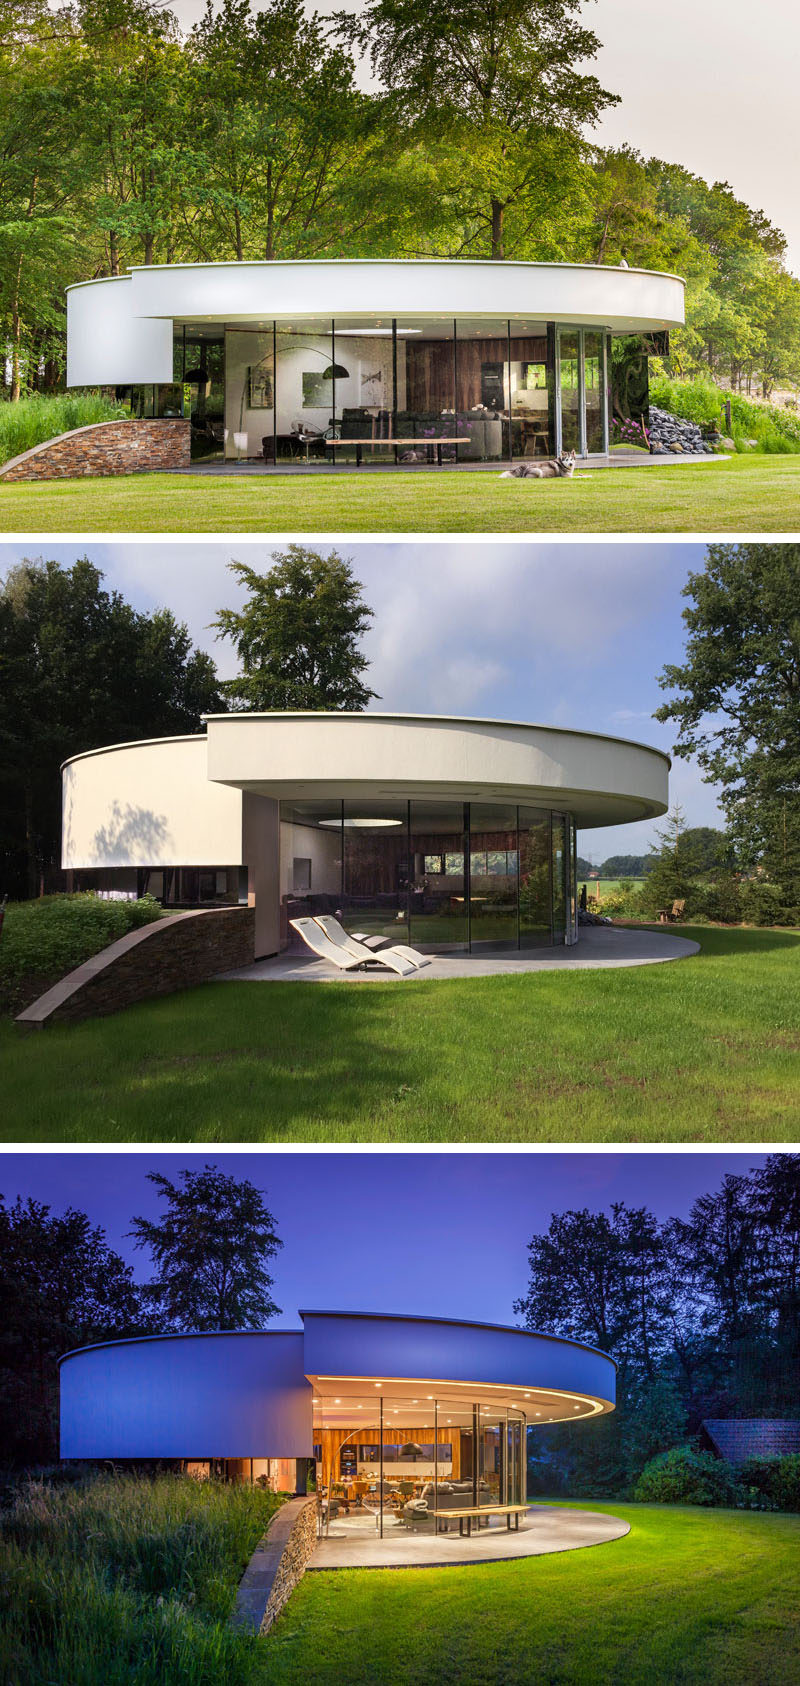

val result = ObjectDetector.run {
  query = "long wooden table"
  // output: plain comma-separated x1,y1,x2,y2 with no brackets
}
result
434,1503,528,1537
325,437,470,466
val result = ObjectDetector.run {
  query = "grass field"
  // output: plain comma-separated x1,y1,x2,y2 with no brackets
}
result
1,454,800,533
259,1503,800,1686
3,926,799,1142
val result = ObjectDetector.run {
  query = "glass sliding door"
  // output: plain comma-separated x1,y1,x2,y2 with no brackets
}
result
342,801,409,942
469,805,518,949
330,320,395,464
408,801,468,951
558,330,581,453
224,326,274,461
551,813,568,945
556,328,610,458
518,806,552,947
396,318,457,461
584,331,606,455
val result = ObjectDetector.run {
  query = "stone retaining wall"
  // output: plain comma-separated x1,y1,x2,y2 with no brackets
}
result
0,418,190,480
15,905,255,1028
233,1497,318,1636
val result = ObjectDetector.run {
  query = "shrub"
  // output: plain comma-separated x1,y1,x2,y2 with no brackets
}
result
633,1447,746,1507
0,392,128,464
649,374,800,454
0,893,163,1014
738,1454,800,1513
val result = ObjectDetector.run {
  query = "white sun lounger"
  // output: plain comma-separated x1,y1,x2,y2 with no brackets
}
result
290,917,421,977
315,915,430,972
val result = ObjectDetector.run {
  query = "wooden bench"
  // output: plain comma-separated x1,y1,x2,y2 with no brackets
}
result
325,436,470,466
657,898,686,924
434,1503,528,1537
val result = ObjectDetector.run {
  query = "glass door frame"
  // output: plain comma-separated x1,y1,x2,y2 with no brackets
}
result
554,327,610,458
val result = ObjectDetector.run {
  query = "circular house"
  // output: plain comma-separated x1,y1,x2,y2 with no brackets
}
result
65,258,684,467
60,1311,617,1545
61,711,670,958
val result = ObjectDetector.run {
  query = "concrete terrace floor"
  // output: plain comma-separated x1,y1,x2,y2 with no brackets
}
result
169,450,726,477
309,1504,630,1570
218,924,700,984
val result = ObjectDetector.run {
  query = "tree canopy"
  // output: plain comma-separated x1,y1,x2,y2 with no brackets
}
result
129,1164,282,1331
0,1194,146,1463
213,545,378,711
2,0,800,399
0,556,222,898
515,1154,800,1496
656,544,800,893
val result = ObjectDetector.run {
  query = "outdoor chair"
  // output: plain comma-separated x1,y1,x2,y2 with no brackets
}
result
313,915,430,973
289,917,423,977
657,898,686,924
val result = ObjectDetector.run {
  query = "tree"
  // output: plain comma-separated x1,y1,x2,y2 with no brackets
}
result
336,0,617,260
637,806,704,917
0,1195,145,1463
188,0,376,263
0,557,222,898
129,1164,282,1330
214,545,378,710
655,545,800,894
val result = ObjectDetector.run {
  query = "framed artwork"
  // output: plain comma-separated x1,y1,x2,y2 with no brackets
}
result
302,371,333,408
248,365,273,409
360,367,384,406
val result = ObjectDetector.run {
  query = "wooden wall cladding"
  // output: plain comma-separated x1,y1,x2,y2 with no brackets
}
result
319,1424,461,1486
404,337,549,413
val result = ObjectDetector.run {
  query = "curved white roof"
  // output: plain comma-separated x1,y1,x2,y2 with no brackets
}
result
66,258,684,386
60,1313,616,1460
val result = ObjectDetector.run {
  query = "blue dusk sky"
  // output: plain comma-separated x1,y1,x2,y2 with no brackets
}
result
0,538,720,862
0,1150,767,1329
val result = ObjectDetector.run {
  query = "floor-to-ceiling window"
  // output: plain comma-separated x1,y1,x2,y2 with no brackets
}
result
556,328,610,458
280,800,575,952
315,1391,527,1542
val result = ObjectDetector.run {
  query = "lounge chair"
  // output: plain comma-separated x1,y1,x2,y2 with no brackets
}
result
314,915,430,973
289,917,421,977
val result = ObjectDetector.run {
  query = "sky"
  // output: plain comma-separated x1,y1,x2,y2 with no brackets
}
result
0,537,721,861
0,1149,767,1327
161,0,800,277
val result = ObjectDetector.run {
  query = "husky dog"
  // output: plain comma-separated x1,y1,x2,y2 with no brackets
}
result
500,450,576,479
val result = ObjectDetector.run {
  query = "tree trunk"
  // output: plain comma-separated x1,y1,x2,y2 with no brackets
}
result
595,211,611,264
234,205,243,262
490,198,505,261
10,255,23,401
109,229,120,276
265,161,274,260
24,779,37,900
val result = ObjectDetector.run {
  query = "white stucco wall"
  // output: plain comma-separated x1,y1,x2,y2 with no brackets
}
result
61,737,244,869
205,713,669,830
67,276,174,387
60,1332,311,1460
66,260,684,386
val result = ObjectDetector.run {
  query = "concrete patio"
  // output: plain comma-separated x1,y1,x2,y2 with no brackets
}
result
218,923,700,984
309,1503,630,1570
167,451,727,477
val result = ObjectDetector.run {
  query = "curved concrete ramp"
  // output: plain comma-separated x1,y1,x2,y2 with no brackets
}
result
220,924,700,984
309,1504,629,1570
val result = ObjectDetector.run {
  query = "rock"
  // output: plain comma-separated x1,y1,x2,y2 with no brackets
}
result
720,436,736,451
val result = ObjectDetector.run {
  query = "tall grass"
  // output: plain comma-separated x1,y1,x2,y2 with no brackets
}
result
0,1470,283,1685
0,393,128,464
650,374,800,453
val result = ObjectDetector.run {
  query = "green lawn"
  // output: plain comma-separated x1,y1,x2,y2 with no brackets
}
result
1,454,800,532
258,1503,800,1686
3,926,799,1142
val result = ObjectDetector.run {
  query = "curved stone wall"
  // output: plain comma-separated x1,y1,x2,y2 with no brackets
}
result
0,418,189,481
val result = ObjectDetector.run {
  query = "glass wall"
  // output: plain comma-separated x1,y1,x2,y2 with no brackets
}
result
129,316,613,465
280,800,575,951
469,803,518,949
315,1393,527,1542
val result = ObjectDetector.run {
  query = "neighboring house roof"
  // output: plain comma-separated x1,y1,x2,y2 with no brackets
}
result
701,1419,800,1462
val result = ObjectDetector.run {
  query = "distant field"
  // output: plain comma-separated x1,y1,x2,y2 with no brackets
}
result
583,878,646,897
